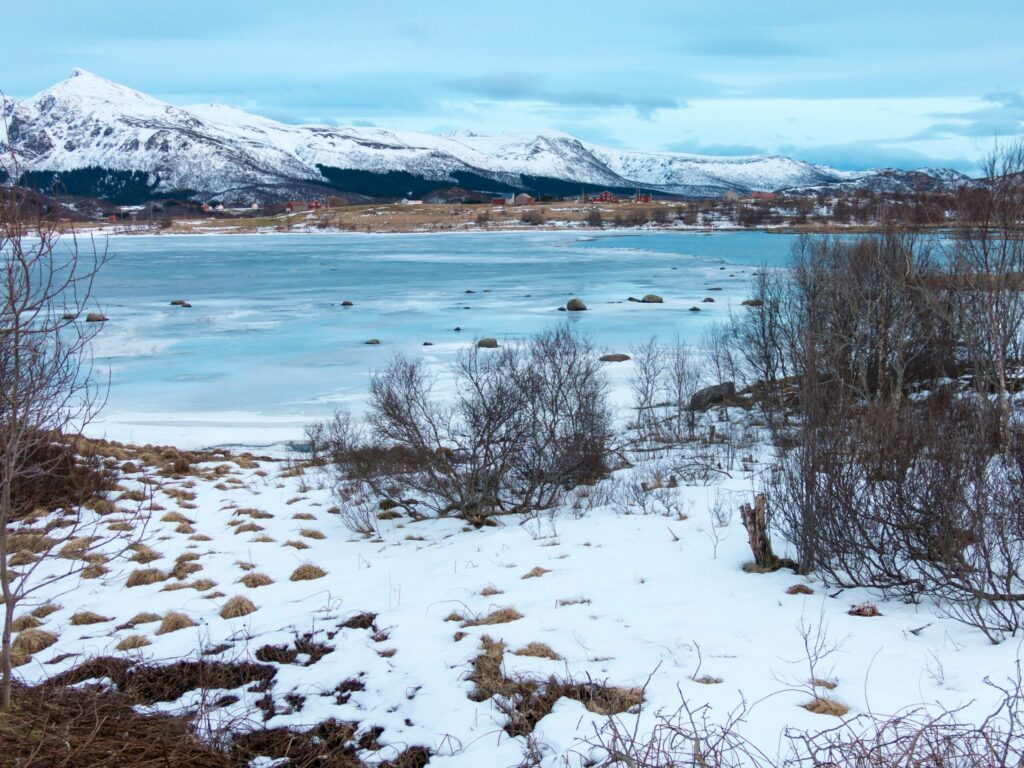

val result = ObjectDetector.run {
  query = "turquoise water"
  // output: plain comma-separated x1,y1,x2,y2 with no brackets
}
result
84,230,798,446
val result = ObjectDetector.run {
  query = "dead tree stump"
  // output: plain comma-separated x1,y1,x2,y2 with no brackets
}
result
740,493,776,570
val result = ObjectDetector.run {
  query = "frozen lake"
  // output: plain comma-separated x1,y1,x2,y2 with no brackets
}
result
83,230,799,448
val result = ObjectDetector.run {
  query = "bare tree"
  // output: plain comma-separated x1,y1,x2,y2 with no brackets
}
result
0,135,137,709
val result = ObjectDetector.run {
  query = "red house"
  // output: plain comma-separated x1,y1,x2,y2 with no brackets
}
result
633,193,652,203
596,191,618,203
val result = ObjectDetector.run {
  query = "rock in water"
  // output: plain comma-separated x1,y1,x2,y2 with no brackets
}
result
341,300,354,307
566,298,587,311
170,299,187,306
85,313,107,322
689,382,736,411
365,339,381,345
477,338,499,349
599,353,631,363
741,298,764,307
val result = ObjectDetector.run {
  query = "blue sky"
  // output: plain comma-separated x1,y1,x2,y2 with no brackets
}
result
6,1,1023,173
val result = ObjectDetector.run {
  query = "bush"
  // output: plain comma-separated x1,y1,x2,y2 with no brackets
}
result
313,327,613,525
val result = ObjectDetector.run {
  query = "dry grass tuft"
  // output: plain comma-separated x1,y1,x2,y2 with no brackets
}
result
106,520,134,532
160,511,194,525
12,615,43,632
129,544,162,564
786,584,814,595
70,611,111,626
13,629,59,656
521,566,551,579
125,568,167,587
235,561,256,571
240,572,274,588
171,556,203,580
115,634,151,651
292,512,316,520
812,677,839,690
284,539,309,550
802,697,850,717
9,550,37,567
462,607,523,628
512,642,562,660
59,536,97,560
8,532,57,554
188,534,212,542
174,523,195,535
81,564,109,579
480,585,503,596
233,522,263,535
31,603,61,620
299,528,326,540
467,636,511,701
123,612,161,628
290,563,326,581
250,535,276,543
156,612,196,635
219,596,257,619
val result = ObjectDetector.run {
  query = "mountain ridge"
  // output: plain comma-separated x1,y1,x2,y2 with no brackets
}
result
0,70,971,204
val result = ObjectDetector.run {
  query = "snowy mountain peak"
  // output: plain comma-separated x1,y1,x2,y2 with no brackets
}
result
2,71,970,203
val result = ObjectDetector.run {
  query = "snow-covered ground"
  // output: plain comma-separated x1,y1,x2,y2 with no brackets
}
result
13,411,1018,766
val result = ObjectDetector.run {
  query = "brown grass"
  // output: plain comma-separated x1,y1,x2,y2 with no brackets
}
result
82,563,109,579
292,512,316,520
240,572,274,588
189,534,212,542
521,566,550,579
8,550,37,566
70,611,112,626
462,607,523,628
160,511,194,524
11,615,42,632
106,520,135,532
480,585,503,596
219,596,257,619
115,634,151,651
129,544,162,564
13,628,59,656
174,523,195,535
511,642,562,660
299,528,326,540
122,612,162,628
250,535,276,543
234,522,263,535
156,612,196,635
284,539,309,550
31,603,61,619
8,531,56,554
786,584,814,595
556,597,591,607
126,568,168,587
290,563,326,581
59,536,98,560
802,697,850,717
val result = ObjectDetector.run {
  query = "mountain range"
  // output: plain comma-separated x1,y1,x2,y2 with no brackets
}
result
0,69,971,205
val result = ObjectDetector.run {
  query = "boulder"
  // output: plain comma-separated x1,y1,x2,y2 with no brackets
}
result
566,298,587,311
423,341,433,346
477,338,499,349
628,294,663,304
741,298,764,307
599,353,631,363
702,297,715,303
170,299,187,306
688,306,701,312
689,382,736,411
364,339,381,345
341,300,354,307
85,313,107,323
454,326,462,332
181,302,193,308
465,289,476,294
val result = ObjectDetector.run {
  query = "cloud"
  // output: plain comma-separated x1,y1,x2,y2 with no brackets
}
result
779,140,975,173
904,91,1024,141
444,73,683,119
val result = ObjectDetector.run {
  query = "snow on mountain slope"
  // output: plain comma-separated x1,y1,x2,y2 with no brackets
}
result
2,70,968,201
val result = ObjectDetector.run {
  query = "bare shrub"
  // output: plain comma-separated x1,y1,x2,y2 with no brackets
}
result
315,326,612,525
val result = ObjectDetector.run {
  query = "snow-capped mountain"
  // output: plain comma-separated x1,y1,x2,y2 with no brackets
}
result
0,70,969,203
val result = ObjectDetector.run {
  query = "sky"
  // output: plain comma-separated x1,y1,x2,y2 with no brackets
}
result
5,1,1023,174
